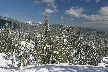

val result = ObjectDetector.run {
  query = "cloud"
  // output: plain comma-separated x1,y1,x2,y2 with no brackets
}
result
65,7,85,17
34,0,40,4
66,6,108,23
84,6,108,21
84,15,102,21
95,0,100,3
60,0,70,3
70,18,74,20
42,0,55,3
99,6,108,16
42,0,58,12
84,21,108,24
61,16,64,19
39,8,54,14
2,13,8,17
15,12,23,14
85,0,91,2
81,0,91,2
81,0,100,3
45,9,54,13
66,18,69,19
83,21,108,28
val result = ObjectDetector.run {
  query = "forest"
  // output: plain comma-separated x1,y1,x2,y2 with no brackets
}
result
0,14,108,68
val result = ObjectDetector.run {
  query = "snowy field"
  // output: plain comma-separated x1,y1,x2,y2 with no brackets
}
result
0,53,108,72
1,64,108,72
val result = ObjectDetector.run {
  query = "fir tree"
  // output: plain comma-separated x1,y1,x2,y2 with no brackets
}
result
41,12,51,64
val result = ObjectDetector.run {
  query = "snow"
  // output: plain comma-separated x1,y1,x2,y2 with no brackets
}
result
1,39,108,72
0,53,11,68
21,41,26,47
1,64,108,72
102,57,108,63
98,63,108,67
38,22,42,24
98,57,108,67
0,53,108,72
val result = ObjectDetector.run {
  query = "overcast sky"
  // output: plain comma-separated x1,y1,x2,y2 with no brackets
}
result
0,0,108,28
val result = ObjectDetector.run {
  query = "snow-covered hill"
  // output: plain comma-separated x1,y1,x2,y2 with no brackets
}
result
0,53,108,72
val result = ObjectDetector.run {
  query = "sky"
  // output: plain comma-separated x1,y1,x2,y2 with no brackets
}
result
1,0,108,29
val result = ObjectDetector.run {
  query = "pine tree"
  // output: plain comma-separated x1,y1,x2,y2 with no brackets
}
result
40,12,51,64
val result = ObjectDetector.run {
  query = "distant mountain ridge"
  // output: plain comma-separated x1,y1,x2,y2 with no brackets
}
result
0,16,107,33
0,17,20,29
0,16,39,31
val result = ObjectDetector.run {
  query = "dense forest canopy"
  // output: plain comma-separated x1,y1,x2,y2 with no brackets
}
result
0,15,108,68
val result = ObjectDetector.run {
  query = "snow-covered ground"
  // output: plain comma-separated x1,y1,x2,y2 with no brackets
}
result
0,53,108,72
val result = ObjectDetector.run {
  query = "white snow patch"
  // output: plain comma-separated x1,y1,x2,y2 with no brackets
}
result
0,53,11,68
0,53,108,72
21,41,26,47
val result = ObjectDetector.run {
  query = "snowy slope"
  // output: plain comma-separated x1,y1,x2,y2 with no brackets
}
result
0,53,108,72
1,64,108,72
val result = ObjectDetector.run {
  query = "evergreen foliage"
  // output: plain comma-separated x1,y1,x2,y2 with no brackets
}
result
0,13,108,69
